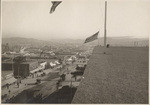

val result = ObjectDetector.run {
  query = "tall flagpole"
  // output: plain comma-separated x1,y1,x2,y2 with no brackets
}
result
104,1,107,47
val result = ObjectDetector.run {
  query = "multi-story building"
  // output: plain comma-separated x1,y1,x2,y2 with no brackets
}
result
75,55,88,67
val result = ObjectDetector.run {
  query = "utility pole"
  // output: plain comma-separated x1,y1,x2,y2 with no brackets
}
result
104,1,107,47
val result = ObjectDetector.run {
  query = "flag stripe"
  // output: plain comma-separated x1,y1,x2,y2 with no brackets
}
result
50,1,62,14
84,31,99,43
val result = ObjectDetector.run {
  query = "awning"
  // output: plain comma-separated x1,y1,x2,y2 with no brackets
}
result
50,62,56,67
30,67,42,74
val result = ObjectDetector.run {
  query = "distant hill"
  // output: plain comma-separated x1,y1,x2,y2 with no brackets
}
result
87,37,149,47
2,37,51,48
2,37,149,47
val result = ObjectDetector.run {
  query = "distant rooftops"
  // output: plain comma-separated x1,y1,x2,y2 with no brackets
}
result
78,55,86,59
2,59,37,64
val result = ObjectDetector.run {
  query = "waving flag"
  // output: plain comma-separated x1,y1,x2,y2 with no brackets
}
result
84,31,99,43
50,1,62,14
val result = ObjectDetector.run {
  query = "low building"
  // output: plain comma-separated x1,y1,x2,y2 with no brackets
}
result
75,55,88,67
2,59,38,77
2,61,14,71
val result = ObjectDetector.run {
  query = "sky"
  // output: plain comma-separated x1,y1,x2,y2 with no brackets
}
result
2,0,150,40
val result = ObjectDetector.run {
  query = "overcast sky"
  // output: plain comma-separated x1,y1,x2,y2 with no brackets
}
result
2,0,150,40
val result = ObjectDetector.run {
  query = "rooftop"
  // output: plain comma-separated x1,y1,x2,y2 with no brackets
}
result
72,46,148,104
2,59,37,64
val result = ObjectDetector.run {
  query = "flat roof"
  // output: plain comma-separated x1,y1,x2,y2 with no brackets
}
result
2,60,38,64
72,46,148,104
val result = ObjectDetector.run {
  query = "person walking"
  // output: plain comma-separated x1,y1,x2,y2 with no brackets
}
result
8,90,11,94
56,80,61,90
17,82,19,88
75,75,77,81
6,83,9,89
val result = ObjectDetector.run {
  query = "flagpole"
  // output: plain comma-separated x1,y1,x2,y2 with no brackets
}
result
104,1,107,47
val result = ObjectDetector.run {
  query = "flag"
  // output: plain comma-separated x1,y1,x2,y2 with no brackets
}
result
50,1,62,14
84,31,99,43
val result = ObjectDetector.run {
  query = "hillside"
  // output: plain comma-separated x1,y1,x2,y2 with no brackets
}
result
2,37,148,47
2,37,51,48
88,37,149,47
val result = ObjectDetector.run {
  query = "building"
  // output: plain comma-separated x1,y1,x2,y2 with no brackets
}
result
13,60,38,78
75,55,88,67
2,59,38,79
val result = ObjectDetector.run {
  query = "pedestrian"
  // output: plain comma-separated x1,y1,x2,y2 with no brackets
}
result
8,90,11,94
6,83,9,89
61,74,66,81
107,44,110,48
6,98,9,103
17,82,19,88
56,80,60,90
75,75,77,81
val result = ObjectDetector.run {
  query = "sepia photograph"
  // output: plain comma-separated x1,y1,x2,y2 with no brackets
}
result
1,0,149,104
